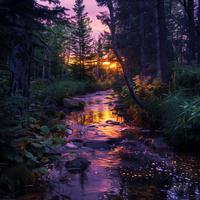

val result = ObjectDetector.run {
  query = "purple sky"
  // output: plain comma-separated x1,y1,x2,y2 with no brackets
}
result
61,0,107,38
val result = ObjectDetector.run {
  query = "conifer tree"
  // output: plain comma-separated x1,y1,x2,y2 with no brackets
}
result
71,0,93,79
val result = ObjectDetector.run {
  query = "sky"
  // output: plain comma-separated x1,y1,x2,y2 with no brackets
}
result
60,0,107,39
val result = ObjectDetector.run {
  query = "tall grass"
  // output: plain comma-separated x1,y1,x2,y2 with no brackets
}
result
161,93,200,144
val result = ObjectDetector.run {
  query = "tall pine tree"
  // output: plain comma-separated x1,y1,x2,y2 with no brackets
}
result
71,0,93,79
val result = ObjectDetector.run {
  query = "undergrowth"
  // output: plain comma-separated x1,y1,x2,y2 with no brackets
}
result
116,66,200,149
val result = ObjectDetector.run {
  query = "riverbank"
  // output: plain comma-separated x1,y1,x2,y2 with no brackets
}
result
114,67,200,152
17,89,200,200
0,79,106,198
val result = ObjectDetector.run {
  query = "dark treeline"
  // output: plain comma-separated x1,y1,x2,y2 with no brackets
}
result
0,0,113,100
97,0,200,75
96,0,200,149
0,0,67,97
97,0,200,89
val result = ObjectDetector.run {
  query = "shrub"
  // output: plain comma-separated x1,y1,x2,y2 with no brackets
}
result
133,75,167,99
117,76,166,128
161,93,200,143
116,71,200,148
173,66,200,95
32,79,98,106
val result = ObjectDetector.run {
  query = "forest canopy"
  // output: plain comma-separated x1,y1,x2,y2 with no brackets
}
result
1,0,200,198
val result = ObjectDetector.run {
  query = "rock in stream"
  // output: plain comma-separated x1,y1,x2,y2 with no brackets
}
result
65,157,91,174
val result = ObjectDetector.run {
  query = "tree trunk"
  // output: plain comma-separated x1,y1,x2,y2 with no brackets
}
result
156,0,168,82
8,41,32,97
139,0,146,76
198,0,200,64
108,0,143,108
187,0,196,64
7,16,33,98
155,0,162,79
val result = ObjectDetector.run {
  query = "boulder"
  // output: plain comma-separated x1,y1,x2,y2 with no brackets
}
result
63,98,85,110
65,128,73,136
65,157,91,173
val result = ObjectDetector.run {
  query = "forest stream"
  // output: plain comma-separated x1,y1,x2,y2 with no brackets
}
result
22,90,200,200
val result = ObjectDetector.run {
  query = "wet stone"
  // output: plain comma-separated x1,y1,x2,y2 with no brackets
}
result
65,128,73,135
106,120,121,125
87,124,97,129
84,140,109,149
63,98,85,110
66,142,79,149
65,157,91,173
39,90,200,200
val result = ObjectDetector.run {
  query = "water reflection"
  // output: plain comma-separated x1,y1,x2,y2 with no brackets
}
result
43,90,200,200
65,90,124,140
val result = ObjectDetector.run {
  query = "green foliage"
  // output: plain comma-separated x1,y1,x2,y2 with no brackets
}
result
173,66,200,95
0,95,27,127
0,106,66,193
32,79,98,106
117,72,200,147
40,125,50,135
161,94,200,143
55,124,66,132
117,77,165,128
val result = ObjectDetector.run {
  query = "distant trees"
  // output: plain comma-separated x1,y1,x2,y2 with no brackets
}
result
33,24,71,81
71,0,93,79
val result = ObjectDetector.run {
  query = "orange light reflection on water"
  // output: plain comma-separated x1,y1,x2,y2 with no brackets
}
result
68,109,123,126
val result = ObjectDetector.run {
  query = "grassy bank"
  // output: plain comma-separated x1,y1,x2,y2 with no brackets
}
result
115,66,200,151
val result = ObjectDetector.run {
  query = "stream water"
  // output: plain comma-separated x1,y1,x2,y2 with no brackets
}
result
30,90,200,200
